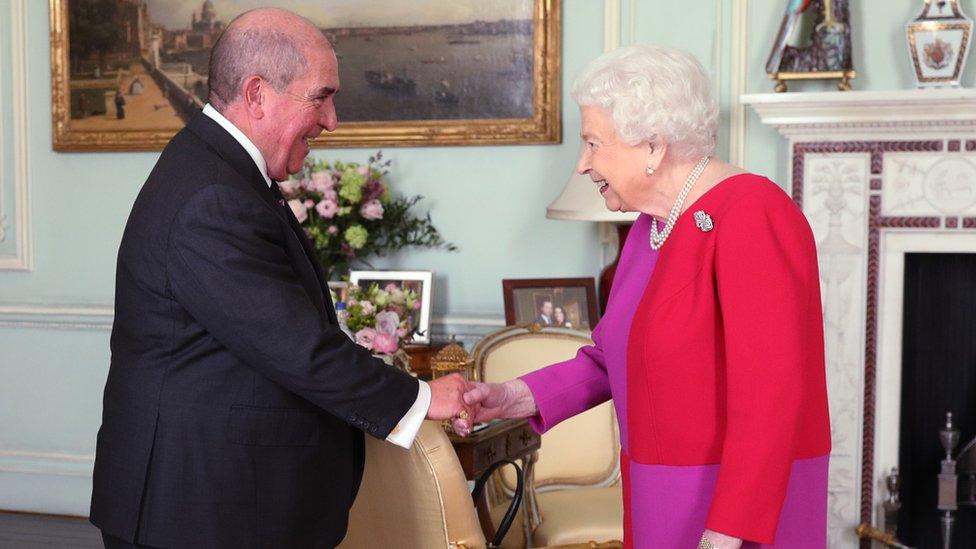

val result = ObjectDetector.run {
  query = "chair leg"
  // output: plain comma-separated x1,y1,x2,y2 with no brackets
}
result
521,451,541,548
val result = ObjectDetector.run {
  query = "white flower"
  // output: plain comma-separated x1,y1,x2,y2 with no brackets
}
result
375,311,400,336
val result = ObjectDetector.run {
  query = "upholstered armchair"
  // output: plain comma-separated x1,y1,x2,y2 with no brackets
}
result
472,325,624,548
339,420,622,549
339,420,501,549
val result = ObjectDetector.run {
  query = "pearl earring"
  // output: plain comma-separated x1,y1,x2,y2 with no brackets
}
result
646,165,656,176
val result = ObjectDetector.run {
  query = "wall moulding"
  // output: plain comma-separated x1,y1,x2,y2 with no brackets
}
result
0,304,507,339
0,0,32,271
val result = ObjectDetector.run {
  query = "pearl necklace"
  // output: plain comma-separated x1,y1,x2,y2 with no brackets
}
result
648,156,711,250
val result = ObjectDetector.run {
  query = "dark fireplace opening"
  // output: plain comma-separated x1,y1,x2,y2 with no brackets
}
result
898,253,976,548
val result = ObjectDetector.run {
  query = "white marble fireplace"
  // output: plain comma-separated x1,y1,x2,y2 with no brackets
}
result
742,89,976,548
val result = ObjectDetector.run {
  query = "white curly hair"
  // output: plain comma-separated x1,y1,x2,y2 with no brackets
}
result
571,44,719,160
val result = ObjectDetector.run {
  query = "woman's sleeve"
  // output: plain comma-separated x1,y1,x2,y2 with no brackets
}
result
519,325,611,434
705,186,829,543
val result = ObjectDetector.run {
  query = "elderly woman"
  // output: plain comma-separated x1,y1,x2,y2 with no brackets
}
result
465,45,830,548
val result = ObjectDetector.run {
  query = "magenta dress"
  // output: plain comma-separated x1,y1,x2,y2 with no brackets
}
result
521,213,829,548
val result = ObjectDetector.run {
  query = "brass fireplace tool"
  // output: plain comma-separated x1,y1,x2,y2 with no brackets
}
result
936,410,976,549
859,411,976,549
938,411,960,549
856,467,913,548
855,523,913,549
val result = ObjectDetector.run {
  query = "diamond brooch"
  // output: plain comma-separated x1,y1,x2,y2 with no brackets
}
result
694,210,714,233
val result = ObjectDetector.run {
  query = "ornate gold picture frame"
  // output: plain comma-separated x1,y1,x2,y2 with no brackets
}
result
50,0,561,151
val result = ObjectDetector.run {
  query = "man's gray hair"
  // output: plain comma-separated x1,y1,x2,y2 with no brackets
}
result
208,26,309,109
572,44,719,160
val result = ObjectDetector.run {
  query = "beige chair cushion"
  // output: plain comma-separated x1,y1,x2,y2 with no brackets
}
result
490,486,624,549
339,421,486,549
479,333,618,488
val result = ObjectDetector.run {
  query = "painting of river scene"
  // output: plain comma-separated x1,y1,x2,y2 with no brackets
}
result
51,0,561,150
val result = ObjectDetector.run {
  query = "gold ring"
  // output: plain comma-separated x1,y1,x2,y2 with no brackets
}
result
456,410,470,420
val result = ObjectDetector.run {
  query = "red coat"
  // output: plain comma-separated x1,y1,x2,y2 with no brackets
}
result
626,174,832,542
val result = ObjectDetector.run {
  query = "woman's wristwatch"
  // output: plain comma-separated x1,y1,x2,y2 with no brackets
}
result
698,535,716,549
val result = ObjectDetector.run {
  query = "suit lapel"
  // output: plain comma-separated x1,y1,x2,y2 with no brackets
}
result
186,111,338,325
269,184,339,325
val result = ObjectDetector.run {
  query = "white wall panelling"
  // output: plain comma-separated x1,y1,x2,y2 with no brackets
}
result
0,0,31,270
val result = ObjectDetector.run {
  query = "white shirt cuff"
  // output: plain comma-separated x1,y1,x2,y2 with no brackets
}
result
385,380,431,449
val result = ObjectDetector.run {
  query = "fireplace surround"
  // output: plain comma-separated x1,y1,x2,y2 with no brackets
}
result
743,89,976,548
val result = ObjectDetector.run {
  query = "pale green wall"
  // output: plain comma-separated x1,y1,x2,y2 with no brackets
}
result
1,0,974,515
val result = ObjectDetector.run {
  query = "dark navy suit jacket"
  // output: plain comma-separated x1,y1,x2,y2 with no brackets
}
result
90,111,418,548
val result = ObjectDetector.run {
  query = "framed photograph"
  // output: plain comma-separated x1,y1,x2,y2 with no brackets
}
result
349,270,433,344
50,0,561,151
502,277,597,330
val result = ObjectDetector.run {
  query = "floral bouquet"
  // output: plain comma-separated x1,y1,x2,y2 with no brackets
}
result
342,282,422,371
280,152,455,279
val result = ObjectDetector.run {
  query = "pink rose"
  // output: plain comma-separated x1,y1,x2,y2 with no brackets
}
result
372,332,398,354
304,199,315,209
360,199,384,220
324,189,339,203
315,199,338,219
413,301,421,310
360,301,375,316
310,171,333,192
355,327,377,350
375,311,400,336
396,327,409,339
327,225,339,235
357,166,369,176
384,283,399,292
287,199,308,223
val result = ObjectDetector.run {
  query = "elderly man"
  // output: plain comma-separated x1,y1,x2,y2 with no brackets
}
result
89,8,472,549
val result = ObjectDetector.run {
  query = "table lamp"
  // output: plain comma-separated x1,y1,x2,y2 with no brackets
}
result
547,171,637,314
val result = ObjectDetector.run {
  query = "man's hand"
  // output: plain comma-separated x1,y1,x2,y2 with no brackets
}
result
462,379,537,423
426,374,478,436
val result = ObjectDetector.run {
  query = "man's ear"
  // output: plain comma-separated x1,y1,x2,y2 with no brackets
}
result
240,75,265,119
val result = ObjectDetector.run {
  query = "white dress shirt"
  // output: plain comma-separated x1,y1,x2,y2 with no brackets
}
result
201,104,431,449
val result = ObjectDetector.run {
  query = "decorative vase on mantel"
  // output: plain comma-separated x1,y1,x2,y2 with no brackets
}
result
906,0,973,87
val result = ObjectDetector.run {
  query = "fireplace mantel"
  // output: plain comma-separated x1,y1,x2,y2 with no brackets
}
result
743,89,976,548
742,89,976,136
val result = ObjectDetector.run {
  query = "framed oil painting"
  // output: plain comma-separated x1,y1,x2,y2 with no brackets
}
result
50,0,561,151
502,277,597,330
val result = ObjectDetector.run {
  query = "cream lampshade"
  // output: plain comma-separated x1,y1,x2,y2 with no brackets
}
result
545,171,638,222
546,171,637,315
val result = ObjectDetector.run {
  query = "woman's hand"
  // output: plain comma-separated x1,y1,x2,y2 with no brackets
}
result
427,374,479,435
701,529,742,549
462,379,538,423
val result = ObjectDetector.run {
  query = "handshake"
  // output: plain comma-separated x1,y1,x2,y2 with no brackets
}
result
424,375,538,436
